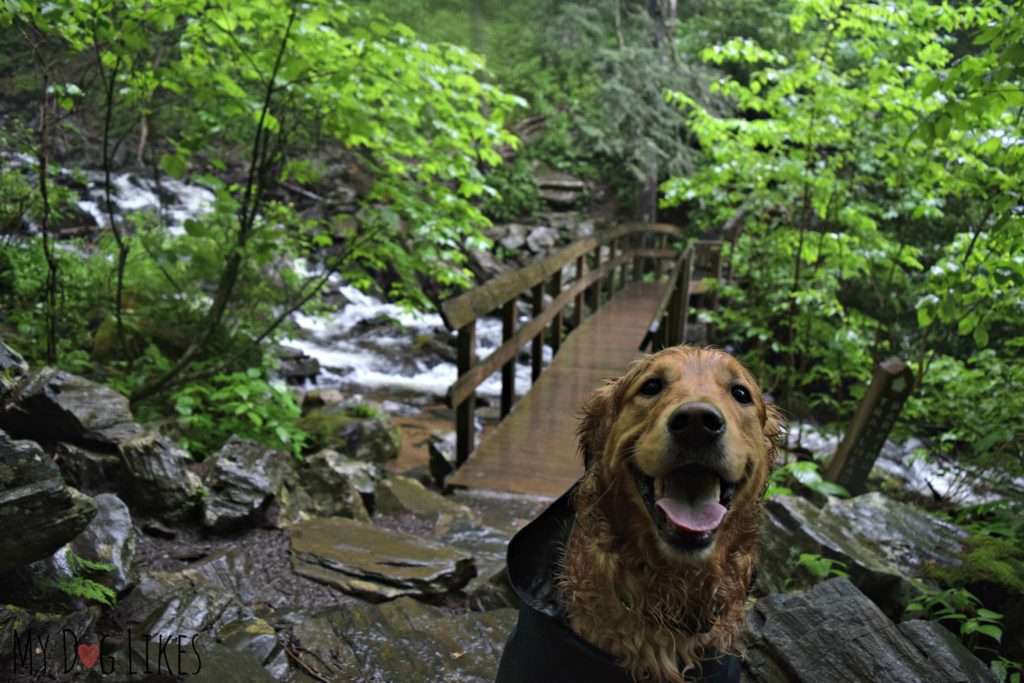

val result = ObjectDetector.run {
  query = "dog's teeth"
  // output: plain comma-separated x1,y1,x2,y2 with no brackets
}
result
707,477,721,505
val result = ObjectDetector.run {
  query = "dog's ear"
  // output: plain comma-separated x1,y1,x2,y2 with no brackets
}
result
577,382,614,473
763,401,787,457
577,382,617,470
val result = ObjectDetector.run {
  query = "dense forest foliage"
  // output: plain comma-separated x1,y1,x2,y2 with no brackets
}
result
0,0,1021,673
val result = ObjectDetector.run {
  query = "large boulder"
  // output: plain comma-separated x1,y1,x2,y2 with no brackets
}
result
288,516,476,601
743,578,996,682
0,367,143,448
525,225,559,253
758,492,968,617
0,604,97,676
428,430,458,488
69,493,136,593
296,400,400,464
113,570,247,647
0,430,97,572
276,345,320,385
0,339,28,400
53,441,123,495
217,617,286,679
201,437,294,532
107,567,277,682
289,448,373,522
285,597,516,683
118,432,200,516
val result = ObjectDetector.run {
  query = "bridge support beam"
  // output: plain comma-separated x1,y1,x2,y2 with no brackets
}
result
456,322,477,467
531,284,544,383
501,301,516,418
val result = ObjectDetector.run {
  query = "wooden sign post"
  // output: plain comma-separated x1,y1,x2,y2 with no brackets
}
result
823,358,915,496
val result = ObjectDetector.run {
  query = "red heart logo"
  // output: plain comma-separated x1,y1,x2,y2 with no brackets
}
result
77,643,99,670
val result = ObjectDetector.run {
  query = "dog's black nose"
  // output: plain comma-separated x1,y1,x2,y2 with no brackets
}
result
668,402,725,448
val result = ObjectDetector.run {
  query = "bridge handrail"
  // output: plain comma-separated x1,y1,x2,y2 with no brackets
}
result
440,222,686,467
439,222,682,330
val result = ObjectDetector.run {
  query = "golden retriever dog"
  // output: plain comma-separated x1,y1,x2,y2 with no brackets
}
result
557,345,784,682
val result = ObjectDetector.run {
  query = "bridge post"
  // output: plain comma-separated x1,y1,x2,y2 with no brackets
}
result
531,283,544,382
614,238,626,292
655,234,667,278
501,300,516,418
823,358,915,495
633,233,644,283
590,247,603,313
666,281,681,349
573,255,586,328
456,323,477,467
549,270,563,355
677,248,694,345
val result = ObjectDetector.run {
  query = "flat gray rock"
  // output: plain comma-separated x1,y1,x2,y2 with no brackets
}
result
374,474,476,523
286,597,516,683
743,578,996,683
288,516,476,600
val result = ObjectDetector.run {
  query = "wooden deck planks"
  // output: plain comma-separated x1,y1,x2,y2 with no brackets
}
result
448,281,664,498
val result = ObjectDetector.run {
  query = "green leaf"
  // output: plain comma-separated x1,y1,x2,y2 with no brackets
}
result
976,608,1003,620
160,152,187,179
958,314,978,336
916,306,932,328
975,624,1003,643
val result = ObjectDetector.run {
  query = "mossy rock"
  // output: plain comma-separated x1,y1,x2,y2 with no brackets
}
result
924,534,1024,595
90,315,121,360
923,533,1024,660
296,400,400,464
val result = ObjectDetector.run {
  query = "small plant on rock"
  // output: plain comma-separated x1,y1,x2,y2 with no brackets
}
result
904,587,1004,658
795,553,849,581
34,550,117,607
765,460,849,499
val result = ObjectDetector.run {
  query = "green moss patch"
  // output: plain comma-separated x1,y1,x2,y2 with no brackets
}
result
924,533,1024,595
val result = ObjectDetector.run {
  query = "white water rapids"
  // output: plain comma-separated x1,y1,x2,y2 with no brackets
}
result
283,281,552,403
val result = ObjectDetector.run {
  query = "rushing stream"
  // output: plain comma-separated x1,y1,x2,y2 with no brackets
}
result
284,281,552,404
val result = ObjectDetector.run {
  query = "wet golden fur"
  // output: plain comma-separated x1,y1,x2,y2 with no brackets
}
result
558,346,784,682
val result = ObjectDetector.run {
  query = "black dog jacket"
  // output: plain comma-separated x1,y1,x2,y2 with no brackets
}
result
494,483,741,683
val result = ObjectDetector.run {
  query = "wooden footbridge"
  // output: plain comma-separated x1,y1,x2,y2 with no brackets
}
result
439,218,741,498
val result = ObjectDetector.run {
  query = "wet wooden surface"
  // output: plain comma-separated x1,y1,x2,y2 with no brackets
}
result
448,281,664,498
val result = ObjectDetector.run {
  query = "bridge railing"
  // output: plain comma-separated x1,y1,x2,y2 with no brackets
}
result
638,239,725,352
439,223,686,467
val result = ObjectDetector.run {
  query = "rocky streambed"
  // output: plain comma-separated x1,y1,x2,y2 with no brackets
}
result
1,334,1009,682
0,168,1013,681
0,336,565,682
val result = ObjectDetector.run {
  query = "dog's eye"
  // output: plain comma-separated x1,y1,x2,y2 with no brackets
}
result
639,378,663,397
731,385,753,405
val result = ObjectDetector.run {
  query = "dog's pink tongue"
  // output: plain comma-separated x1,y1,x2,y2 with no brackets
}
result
655,497,726,534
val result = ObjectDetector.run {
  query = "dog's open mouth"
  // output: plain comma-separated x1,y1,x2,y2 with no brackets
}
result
634,463,738,551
